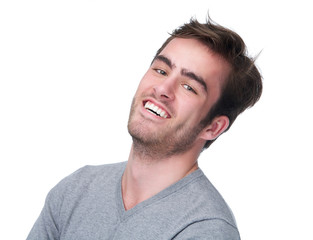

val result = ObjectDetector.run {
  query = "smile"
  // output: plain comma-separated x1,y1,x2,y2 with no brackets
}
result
144,101,169,119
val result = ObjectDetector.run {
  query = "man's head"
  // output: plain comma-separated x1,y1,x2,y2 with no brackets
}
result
128,16,262,156
155,16,263,149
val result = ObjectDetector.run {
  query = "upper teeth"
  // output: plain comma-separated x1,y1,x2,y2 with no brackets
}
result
144,101,168,118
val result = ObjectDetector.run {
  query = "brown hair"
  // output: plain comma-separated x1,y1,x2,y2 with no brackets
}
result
154,16,263,149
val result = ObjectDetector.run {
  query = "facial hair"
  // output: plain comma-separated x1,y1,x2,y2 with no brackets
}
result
127,95,206,159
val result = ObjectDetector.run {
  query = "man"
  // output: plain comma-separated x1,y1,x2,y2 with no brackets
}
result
27,16,262,239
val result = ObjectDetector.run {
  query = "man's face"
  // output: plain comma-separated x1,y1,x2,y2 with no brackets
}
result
128,38,230,156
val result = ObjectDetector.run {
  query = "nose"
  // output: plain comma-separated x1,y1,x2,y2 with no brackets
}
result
153,77,176,101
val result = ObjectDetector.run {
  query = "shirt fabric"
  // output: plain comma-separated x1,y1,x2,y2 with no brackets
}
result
27,162,240,239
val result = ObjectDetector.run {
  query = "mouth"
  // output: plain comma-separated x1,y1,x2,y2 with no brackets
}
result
143,101,170,119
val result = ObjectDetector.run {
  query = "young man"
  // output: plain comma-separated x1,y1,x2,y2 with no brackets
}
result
27,16,262,239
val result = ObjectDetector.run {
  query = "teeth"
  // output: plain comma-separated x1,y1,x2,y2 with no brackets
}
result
145,102,151,109
152,105,158,113
144,101,168,119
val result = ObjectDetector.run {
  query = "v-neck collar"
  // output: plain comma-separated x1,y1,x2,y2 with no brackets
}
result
115,165,204,221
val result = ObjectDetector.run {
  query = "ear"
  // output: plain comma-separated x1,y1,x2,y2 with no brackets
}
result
199,116,230,141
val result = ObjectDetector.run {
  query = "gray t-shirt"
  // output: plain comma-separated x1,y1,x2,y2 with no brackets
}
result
27,162,240,239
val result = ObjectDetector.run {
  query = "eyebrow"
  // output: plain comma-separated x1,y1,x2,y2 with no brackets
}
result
154,55,174,69
181,69,207,92
154,54,208,92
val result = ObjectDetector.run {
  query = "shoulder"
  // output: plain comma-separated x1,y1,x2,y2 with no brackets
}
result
70,161,127,179
170,169,239,233
46,161,126,206
174,219,240,240
55,161,126,189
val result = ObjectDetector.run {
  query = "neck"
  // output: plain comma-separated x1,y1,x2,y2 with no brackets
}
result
121,143,201,211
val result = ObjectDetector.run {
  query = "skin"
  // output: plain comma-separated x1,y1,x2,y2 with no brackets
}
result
123,38,231,210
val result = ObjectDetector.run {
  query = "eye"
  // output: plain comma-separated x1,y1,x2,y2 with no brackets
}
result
155,69,167,76
183,84,197,94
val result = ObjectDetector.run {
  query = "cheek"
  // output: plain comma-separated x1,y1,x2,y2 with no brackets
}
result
184,99,212,122
133,82,147,98
176,100,203,120
135,79,159,100
136,73,153,92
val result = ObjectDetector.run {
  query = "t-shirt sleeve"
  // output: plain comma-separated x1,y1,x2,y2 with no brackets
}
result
26,188,61,240
26,166,86,240
173,219,240,240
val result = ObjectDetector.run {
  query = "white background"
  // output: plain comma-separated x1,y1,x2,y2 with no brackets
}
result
1,0,312,239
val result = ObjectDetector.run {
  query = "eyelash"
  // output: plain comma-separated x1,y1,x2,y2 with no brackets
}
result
183,84,197,94
155,69,167,76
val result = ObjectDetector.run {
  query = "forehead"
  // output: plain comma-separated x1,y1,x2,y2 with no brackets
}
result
159,37,231,98
159,38,230,78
